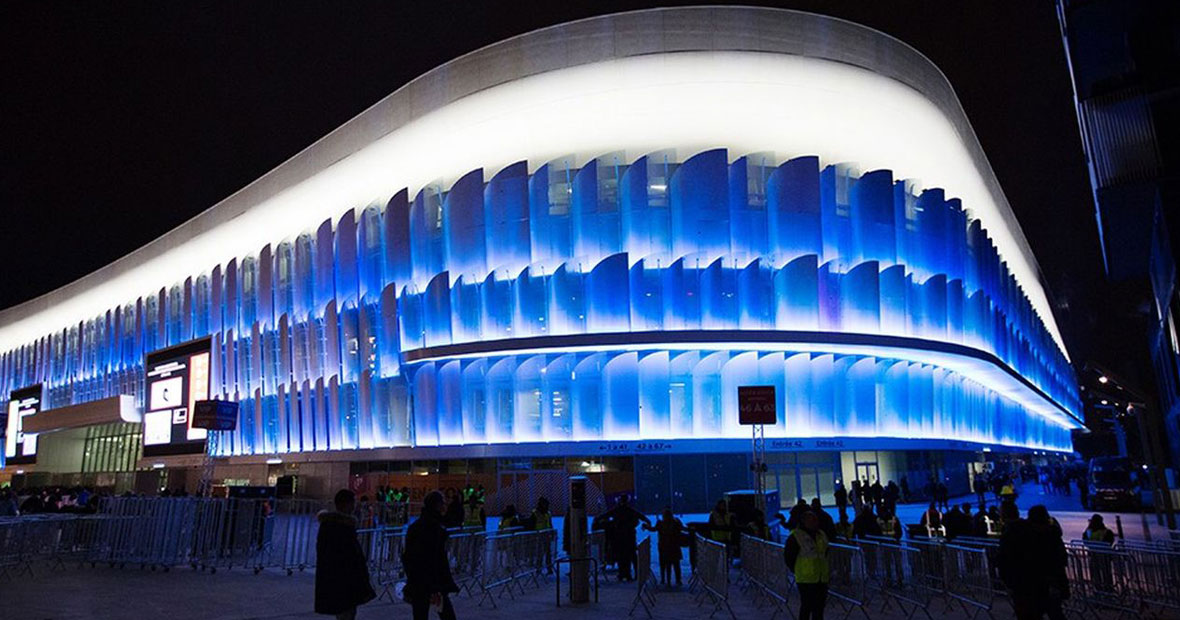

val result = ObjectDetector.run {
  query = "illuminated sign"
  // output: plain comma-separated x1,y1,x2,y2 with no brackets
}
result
142,338,211,457
738,385,777,425
4,384,42,466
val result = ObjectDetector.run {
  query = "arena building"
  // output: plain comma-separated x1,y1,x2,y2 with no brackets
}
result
0,7,1081,512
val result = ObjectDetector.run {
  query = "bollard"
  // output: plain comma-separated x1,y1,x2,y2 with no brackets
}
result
568,476,590,603
1115,515,1125,539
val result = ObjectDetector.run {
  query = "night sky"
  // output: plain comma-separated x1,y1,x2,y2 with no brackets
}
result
0,2,1115,364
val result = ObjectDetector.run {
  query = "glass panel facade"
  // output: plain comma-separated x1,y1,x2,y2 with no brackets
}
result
0,149,1079,461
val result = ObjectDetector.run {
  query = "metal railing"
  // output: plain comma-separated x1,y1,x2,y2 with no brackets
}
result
692,534,735,619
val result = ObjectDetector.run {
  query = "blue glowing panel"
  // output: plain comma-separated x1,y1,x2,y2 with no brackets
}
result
384,190,411,288
410,184,445,287
671,149,730,260
850,170,896,266
586,253,630,332
529,158,574,266
728,154,772,261
486,162,531,276
443,169,486,279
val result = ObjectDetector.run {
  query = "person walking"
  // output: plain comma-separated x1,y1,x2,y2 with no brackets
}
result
974,476,988,508
315,490,376,620
403,491,460,620
784,511,830,620
998,505,1068,620
900,475,911,502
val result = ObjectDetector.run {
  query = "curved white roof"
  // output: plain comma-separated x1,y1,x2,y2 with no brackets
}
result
0,6,1068,359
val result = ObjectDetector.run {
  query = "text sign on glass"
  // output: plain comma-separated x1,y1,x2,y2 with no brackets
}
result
738,385,777,425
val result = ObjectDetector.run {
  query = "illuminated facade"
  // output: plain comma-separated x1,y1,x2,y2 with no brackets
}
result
0,8,1080,491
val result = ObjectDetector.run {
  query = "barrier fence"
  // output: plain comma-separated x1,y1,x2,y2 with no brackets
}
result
7,501,1180,618
629,537,655,617
738,534,791,619
474,528,557,608
693,534,736,619
828,542,871,619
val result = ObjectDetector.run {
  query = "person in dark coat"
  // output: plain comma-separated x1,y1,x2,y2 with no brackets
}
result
600,495,651,581
315,489,376,620
852,505,882,539
643,508,686,586
943,504,970,540
998,505,1068,620
444,494,465,528
810,498,837,542
834,481,848,514
403,491,460,620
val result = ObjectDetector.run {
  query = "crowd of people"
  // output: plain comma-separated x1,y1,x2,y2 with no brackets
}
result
0,486,109,515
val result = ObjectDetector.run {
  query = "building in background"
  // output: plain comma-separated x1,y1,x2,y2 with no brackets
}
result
1058,0,1180,475
0,8,1081,512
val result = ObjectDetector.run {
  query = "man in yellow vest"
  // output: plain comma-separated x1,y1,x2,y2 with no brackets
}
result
783,510,830,620
709,499,734,543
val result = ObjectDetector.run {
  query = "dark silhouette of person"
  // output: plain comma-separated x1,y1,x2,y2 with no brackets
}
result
998,504,1068,620
643,508,686,586
315,489,376,620
403,490,460,620
600,495,651,581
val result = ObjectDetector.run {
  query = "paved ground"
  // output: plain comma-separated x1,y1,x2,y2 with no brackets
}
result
2,481,1174,619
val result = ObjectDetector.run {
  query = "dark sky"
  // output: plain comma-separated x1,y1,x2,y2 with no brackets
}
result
0,2,1109,361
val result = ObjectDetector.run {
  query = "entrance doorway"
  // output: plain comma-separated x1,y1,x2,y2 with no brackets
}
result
855,462,880,486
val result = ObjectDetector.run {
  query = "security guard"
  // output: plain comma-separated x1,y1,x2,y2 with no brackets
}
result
784,510,830,620
1083,514,1115,544
531,497,553,530
708,499,734,544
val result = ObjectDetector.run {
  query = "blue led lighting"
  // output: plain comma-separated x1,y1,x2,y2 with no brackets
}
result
0,149,1080,458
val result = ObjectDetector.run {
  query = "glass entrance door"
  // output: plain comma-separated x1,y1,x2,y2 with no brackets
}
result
855,462,880,486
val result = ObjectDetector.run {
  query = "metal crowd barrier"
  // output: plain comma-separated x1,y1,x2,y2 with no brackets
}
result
692,534,735,619
737,534,791,619
857,539,935,619
1,515,93,579
828,542,871,619
588,529,609,579
475,529,556,608
629,537,656,617
942,543,996,618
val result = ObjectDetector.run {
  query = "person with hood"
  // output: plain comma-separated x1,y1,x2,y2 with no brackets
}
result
403,491,460,620
315,489,376,620
998,504,1068,620
784,511,830,620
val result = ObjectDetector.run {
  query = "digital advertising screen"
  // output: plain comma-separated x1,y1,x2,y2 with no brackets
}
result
142,338,211,457
4,384,42,466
